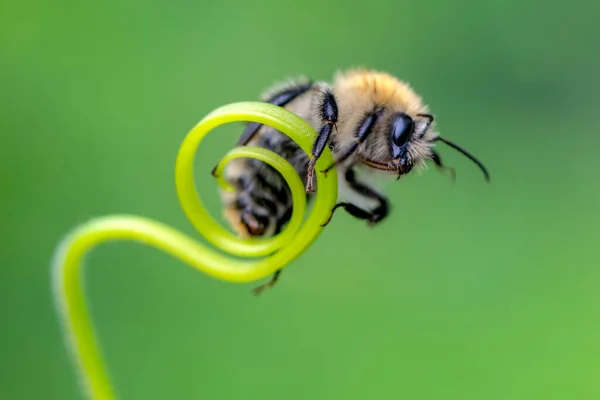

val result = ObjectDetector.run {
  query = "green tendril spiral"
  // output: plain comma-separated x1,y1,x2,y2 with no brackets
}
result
51,101,338,400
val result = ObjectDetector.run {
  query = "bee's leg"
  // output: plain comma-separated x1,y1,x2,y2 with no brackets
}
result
306,89,338,192
250,217,289,295
252,269,282,296
321,202,373,226
430,149,456,182
236,81,314,147
321,167,389,226
346,168,389,225
322,108,385,174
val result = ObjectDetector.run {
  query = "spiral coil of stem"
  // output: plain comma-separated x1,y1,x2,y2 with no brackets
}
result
51,101,338,399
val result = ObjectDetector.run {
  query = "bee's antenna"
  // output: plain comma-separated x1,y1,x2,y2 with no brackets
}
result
436,137,490,182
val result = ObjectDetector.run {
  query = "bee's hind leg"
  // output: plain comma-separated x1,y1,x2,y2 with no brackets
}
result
251,221,287,296
252,269,282,296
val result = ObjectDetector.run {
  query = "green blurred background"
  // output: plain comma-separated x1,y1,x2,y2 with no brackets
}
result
2,0,600,398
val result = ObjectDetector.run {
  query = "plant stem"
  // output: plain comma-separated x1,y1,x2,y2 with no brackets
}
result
51,102,338,400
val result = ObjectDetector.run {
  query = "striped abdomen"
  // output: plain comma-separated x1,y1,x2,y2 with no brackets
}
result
221,126,311,237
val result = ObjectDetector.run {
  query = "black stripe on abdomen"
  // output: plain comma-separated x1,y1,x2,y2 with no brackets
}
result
225,127,311,237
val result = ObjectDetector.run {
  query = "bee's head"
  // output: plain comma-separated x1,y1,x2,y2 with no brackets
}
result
359,111,436,178
359,111,489,182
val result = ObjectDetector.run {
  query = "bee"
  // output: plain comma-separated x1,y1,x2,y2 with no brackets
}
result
216,68,489,294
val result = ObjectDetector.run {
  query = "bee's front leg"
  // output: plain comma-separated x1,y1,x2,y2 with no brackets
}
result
322,107,385,174
306,89,338,192
430,149,456,182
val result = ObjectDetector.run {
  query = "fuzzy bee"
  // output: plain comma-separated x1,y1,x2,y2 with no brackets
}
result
216,68,489,294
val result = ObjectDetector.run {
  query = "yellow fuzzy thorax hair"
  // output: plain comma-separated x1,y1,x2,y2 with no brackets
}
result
334,69,428,115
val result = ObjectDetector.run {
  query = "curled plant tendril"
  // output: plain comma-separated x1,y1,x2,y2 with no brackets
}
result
51,101,338,400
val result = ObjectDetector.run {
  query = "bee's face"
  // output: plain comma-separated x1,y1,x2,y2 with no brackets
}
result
357,111,436,178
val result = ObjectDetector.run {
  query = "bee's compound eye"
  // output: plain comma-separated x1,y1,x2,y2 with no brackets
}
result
391,113,414,149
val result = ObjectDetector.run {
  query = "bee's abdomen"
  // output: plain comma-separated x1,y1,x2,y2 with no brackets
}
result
221,127,310,238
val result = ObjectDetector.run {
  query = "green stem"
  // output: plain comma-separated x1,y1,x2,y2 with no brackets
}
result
51,101,338,400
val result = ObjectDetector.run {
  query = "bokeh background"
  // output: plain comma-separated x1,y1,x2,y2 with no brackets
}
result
2,0,600,399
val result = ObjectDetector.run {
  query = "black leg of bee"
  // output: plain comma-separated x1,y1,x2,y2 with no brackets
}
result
322,108,384,174
306,124,333,191
306,89,339,192
321,202,373,226
344,168,389,225
321,168,390,226
252,269,282,296
236,81,313,146
430,149,456,182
